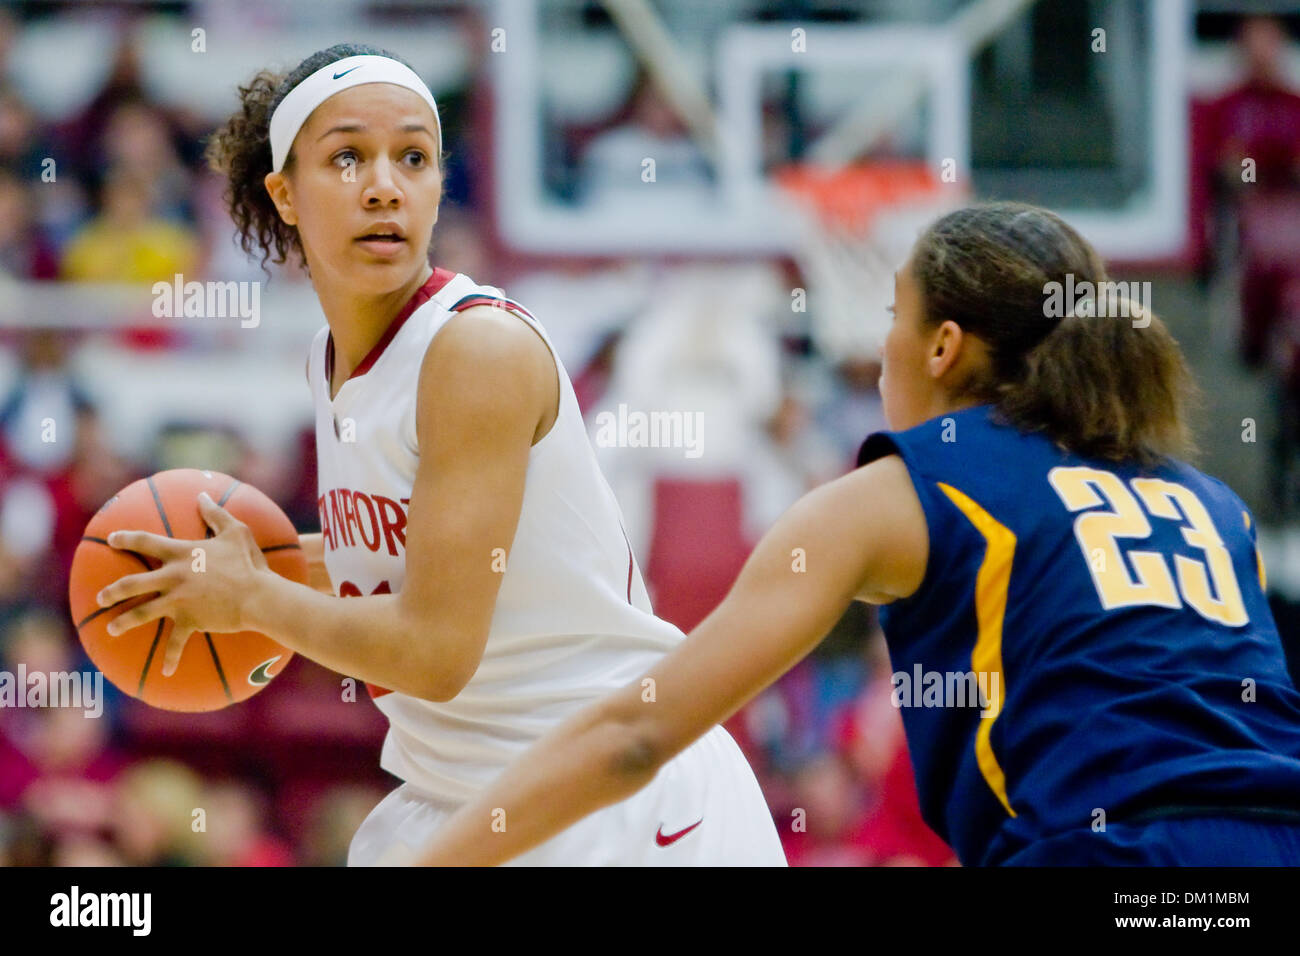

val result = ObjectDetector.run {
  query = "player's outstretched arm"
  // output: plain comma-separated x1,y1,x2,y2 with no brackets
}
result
414,453,928,865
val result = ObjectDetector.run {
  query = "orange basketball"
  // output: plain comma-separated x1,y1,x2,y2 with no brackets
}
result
68,468,306,712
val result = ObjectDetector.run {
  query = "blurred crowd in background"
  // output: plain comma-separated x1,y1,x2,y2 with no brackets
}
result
0,1,1297,867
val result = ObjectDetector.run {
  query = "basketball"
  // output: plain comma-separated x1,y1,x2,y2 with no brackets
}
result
68,468,306,712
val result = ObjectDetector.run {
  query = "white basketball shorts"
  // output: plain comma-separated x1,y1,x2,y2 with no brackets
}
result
347,724,787,866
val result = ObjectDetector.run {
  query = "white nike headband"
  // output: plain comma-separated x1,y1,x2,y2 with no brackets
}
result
268,54,441,172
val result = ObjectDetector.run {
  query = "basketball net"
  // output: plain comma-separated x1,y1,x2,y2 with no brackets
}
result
773,161,965,365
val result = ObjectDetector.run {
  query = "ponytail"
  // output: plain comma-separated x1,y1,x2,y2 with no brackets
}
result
911,203,1201,468
992,302,1201,467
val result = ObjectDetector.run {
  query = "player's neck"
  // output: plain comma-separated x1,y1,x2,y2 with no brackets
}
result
930,392,987,424
317,262,435,382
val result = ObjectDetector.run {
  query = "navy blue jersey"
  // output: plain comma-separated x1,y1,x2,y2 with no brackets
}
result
857,403,1300,866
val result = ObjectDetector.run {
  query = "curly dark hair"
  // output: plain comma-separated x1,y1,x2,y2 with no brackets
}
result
204,43,446,273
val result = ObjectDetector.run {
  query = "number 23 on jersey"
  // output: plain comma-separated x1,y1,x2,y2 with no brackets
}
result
1048,466,1250,627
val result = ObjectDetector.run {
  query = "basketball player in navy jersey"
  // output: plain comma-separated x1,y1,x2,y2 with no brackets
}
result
414,202,1300,866
93,43,784,866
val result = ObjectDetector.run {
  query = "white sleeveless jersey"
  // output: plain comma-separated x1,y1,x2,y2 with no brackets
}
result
308,268,684,806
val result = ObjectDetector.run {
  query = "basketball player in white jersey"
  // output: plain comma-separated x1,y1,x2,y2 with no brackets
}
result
94,44,784,865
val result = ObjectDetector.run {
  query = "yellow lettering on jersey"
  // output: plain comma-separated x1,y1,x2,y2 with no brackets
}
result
1048,466,1250,627
937,482,1018,819
1047,468,1180,611
1131,479,1248,627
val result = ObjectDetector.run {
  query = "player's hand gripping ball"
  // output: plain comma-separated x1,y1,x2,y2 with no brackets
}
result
68,468,307,712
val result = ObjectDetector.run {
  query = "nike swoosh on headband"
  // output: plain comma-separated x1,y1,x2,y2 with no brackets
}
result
269,55,441,172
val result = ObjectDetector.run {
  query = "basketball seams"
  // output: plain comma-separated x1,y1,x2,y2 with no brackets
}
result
85,526,300,556
146,475,174,537
73,538,155,629
75,598,138,631
136,472,183,699
217,478,241,508
220,480,304,553
204,632,234,702
137,618,169,696
78,536,152,570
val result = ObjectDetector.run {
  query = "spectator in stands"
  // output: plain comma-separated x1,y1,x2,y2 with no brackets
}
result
60,165,199,282
0,609,125,842
1212,16,1300,193
0,166,59,279
0,329,93,477
100,100,194,225
110,759,204,866
1207,15,1300,367
55,26,148,184
192,781,295,866
0,475,55,627
12,706,122,836
31,164,90,256
0,85,56,182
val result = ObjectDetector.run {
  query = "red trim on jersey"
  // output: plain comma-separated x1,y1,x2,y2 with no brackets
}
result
449,294,536,321
326,266,458,386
